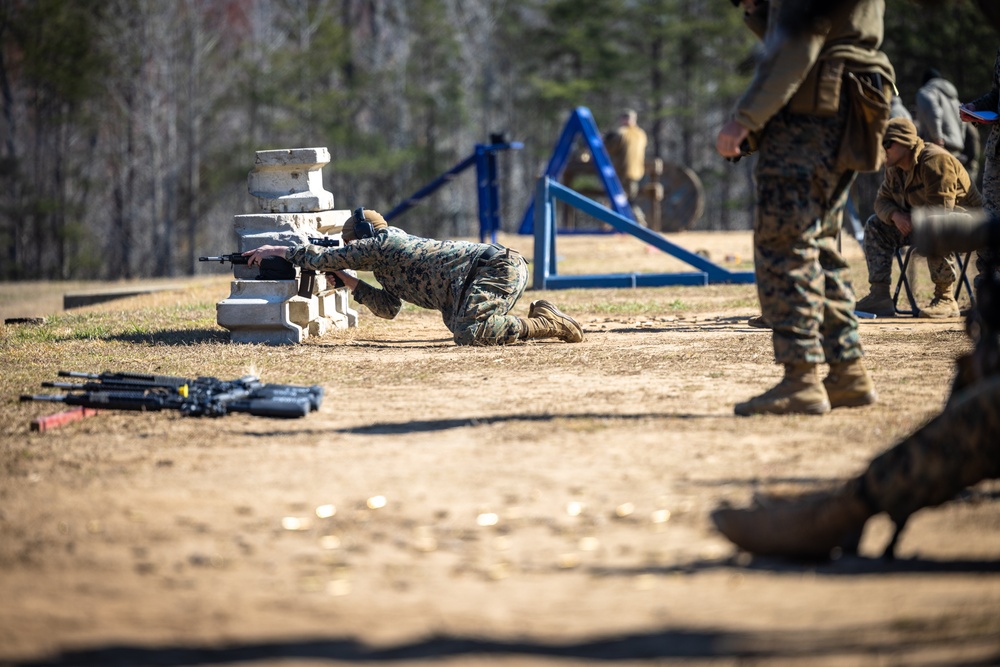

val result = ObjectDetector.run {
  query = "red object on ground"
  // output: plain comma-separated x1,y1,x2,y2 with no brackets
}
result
30,407,99,433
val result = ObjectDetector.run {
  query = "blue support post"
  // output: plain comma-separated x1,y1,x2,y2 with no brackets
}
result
385,140,522,243
531,177,755,290
519,107,634,235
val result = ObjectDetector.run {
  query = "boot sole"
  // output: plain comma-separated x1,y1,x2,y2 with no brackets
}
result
917,311,960,319
828,391,878,409
734,399,831,417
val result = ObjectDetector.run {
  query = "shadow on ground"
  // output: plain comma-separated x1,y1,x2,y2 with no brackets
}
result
13,624,1000,666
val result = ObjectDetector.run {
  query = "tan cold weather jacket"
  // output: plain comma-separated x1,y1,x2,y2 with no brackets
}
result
734,0,895,133
874,140,984,223
605,124,648,182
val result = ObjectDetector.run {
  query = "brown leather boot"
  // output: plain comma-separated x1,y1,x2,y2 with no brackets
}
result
823,359,877,408
711,485,873,559
918,284,959,318
854,282,895,317
734,363,831,416
520,300,584,343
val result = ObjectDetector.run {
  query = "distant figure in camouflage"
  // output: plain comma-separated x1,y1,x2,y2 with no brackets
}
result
245,209,584,346
855,117,983,318
717,0,894,416
961,48,1000,287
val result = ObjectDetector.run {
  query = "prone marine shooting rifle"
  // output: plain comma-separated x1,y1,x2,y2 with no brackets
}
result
200,237,344,297
21,370,324,419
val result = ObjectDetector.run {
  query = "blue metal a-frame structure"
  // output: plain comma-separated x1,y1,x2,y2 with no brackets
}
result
384,137,523,243
532,177,755,289
523,106,754,289
518,106,635,234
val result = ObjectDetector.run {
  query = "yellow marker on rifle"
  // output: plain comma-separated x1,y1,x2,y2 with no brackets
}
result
178,384,189,398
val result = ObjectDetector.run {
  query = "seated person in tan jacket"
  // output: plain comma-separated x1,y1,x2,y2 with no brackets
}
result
855,117,983,318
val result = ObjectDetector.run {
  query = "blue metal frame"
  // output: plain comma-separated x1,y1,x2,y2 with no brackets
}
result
519,106,634,235
384,140,523,243
533,177,755,290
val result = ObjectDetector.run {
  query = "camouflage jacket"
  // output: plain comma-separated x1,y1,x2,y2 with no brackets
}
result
874,140,984,223
284,227,488,323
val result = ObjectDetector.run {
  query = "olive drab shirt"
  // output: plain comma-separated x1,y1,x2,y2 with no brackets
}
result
874,139,984,223
734,0,894,133
284,228,486,326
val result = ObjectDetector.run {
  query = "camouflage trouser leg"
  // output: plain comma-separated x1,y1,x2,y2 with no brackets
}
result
450,252,528,346
855,376,1000,527
754,106,863,365
864,217,956,286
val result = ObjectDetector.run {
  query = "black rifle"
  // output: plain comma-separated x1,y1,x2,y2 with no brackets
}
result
22,370,324,419
200,237,344,297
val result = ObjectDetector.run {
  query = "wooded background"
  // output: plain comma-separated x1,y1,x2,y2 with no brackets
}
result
0,0,995,280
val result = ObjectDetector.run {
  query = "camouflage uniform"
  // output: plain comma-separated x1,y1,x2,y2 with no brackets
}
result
863,140,982,288
856,374,1000,532
286,228,528,346
968,47,1000,285
862,213,956,285
738,0,894,365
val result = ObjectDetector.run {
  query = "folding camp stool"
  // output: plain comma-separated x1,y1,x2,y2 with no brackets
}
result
892,246,976,316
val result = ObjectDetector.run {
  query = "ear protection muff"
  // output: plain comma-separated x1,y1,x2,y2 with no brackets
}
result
353,207,378,240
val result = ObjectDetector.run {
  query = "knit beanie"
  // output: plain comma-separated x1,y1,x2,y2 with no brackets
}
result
883,117,920,149
341,208,388,242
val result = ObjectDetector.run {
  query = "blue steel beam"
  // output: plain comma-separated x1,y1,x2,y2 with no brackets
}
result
533,177,754,290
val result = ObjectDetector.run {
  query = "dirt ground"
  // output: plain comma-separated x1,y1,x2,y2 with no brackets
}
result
1,230,999,667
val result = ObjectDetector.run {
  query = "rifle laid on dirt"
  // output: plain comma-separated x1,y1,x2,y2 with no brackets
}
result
199,237,344,296
21,370,324,419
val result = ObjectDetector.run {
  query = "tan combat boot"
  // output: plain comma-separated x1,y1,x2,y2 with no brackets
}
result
854,282,895,317
734,363,831,416
747,314,770,329
823,359,877,408
918,284,960,318
520,300,584,343
711,485,873,559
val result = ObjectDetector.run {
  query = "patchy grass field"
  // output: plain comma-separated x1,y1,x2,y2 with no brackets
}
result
1,231,998,666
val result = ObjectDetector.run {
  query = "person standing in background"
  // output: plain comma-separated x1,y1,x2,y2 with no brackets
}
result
604,109,649,226
716,0,894,416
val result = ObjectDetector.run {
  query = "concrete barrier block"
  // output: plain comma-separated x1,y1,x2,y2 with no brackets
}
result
286,295,318,329
248,148,334,213
216,280,304,345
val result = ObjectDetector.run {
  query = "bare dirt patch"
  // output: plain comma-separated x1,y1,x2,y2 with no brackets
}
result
1,231,998,666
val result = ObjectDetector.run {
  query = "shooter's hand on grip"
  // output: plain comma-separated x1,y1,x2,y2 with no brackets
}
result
242,245,288,268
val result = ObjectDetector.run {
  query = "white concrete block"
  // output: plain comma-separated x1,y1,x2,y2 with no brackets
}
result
216,280,304,345
248,148,334,213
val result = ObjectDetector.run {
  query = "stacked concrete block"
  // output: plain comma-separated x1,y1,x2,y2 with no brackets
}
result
215,147,358,345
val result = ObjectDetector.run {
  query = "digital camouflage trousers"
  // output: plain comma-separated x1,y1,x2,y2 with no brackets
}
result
856,374,1000,527
449,250,528,346
753,105,863,365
